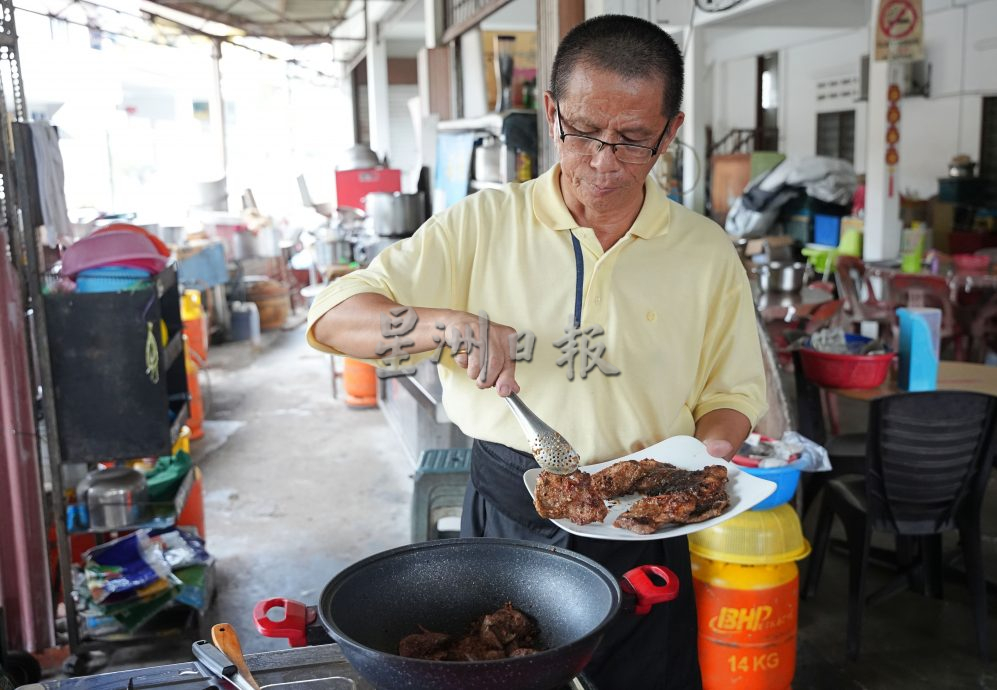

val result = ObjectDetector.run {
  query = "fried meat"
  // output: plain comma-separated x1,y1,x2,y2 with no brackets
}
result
534,469,609,525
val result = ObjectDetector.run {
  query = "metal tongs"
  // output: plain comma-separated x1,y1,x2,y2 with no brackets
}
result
503,392,580,475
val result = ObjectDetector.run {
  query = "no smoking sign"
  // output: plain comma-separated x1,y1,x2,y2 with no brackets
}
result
875,0,923,61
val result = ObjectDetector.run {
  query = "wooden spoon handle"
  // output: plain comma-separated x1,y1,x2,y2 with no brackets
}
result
211,623,261,690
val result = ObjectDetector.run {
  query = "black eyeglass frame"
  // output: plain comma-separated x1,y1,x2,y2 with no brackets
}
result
555,102,672,163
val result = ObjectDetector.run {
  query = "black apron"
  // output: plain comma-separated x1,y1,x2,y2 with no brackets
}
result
459,232,702,689
460,440,703,690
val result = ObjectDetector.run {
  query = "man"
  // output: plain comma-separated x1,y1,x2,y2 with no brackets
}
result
308,15,766,689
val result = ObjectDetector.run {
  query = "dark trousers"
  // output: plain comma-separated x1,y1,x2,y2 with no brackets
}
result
460,440,703,690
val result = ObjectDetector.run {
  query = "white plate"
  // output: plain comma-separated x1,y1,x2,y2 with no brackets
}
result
522,435,777,541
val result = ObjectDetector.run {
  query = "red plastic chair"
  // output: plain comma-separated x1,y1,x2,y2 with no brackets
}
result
969,296,997,363
834,256,894,336
888,273,964,360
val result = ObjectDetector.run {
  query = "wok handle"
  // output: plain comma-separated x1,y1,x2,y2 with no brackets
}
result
620,565,680,616
253,598,315,648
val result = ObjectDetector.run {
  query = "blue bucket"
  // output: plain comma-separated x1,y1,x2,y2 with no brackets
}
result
738,462,802,510
76,266,152,293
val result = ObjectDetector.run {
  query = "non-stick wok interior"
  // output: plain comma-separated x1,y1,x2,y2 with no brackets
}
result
321,539,621,655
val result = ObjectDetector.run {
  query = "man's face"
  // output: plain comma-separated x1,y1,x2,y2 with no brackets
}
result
544,66,683,218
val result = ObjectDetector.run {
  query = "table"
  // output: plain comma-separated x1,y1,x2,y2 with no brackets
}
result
829,361,997,401
754,284,833,322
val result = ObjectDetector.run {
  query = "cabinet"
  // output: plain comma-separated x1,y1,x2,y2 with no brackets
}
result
44,265,188,463
42,264,203,665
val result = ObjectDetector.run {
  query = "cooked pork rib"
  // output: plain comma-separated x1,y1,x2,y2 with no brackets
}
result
398,603,541,661
613,464,730,534
591,459,669,498
534,470,609,525
537,457,731,535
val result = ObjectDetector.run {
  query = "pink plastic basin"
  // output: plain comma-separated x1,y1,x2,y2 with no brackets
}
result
62,230,168,277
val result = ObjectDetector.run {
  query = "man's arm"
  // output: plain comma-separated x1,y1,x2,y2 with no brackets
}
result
694,408,751,461
312,293,521,396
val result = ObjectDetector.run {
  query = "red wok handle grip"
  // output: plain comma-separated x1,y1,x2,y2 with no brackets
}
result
621,565,680,615
253,598,315,648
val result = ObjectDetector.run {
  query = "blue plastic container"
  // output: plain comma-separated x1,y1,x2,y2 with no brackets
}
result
76,266,151,293
739,462,802,510
813,214,842,247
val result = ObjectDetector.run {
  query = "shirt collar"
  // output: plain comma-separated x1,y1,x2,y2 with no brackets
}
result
531,163,672,240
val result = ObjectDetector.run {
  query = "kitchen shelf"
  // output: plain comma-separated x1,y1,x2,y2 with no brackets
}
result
69,467,196,535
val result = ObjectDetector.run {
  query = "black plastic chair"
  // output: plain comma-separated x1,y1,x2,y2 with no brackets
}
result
791,349,867,515
802,391,997,661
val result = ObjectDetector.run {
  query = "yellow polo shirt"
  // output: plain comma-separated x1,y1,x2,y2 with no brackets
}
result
307,165,766,465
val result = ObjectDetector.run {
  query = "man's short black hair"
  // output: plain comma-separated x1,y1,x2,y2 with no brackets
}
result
550,14,684,119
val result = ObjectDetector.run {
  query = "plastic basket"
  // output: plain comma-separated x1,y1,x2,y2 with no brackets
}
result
813,214,841,246
799,334,894,389
76,266,152,293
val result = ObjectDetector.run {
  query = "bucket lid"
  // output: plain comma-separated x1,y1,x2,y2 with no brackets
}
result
688,504,811,565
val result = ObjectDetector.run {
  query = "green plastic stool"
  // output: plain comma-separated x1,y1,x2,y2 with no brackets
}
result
411,448,472,542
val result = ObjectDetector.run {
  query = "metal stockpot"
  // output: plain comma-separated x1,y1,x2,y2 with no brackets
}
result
364,192,427,237
78,467,149,529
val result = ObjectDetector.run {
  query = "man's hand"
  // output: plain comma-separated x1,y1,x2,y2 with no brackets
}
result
446,312,520,397
695,409,751,462
702,439,734,461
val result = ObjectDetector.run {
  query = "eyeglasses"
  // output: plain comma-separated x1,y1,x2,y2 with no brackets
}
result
556,103,671,164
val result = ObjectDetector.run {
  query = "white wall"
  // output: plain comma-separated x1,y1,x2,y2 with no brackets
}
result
781,28,868,167
709,0,997,198
712,56,755,136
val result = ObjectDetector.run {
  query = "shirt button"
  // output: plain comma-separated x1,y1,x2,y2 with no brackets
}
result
646,311,656,322
594,296,602,305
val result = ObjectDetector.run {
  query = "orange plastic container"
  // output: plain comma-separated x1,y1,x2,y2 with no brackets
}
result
184,335,204,439
343,358,378,408
177,466,205,538
181,290,209,364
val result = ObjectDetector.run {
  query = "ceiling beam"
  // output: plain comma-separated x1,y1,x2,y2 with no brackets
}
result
152,0,256,33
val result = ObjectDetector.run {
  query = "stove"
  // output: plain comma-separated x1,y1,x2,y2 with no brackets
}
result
29,644,597,690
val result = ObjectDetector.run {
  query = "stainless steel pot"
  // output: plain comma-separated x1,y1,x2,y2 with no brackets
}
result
314,239,353,268
365,192,427,237
948,161,976,178
474,137,505,183
79,467,149,530
756,261,806,293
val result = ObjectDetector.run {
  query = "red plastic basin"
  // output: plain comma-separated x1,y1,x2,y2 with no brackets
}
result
799,346,895,389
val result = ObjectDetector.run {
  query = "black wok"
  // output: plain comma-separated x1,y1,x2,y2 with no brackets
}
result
303,538,678,690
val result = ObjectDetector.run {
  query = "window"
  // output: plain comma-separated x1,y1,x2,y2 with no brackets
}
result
816,110,855,164
981,97,997,204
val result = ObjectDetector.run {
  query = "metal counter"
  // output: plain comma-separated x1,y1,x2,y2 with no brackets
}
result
378,360,470,469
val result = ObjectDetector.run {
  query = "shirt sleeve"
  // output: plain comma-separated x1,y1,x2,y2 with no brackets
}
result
305,216,464,355
691,253,768,427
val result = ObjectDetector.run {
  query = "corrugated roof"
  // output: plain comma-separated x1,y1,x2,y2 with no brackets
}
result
146,0,355,44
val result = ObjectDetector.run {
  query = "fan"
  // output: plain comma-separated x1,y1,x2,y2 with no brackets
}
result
651,138,702,198
695,0,751,12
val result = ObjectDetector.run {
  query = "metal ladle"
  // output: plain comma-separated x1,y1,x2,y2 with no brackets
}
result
503,393,580,475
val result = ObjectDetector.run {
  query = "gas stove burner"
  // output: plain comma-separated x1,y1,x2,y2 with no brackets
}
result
30,645,598,690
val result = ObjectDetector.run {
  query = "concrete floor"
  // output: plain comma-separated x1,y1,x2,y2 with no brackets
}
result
87,325,997,688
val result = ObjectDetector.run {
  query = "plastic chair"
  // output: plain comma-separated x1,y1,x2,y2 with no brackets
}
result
791,348,867,517
410,447,472,542
888,273,964,360
834,256,894,336
802,391,997,661
969,296,997,363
